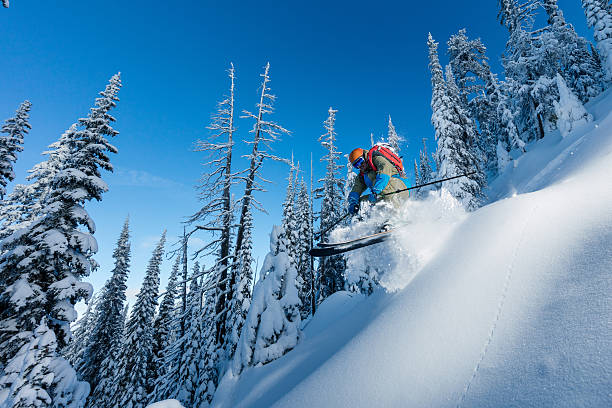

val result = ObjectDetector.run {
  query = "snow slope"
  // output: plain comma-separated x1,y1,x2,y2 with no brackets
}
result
213,90,612,407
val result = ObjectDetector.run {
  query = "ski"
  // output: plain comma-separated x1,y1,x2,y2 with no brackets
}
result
309,228,397,257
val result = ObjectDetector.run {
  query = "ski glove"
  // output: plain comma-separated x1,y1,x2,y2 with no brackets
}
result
371,173,391,195
348,191,360,215
368,193,378,203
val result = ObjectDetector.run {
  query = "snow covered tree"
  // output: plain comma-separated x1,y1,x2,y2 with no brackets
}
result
295,179,314,318
64,292,101,370
386,115,402,154
225,205,254,359
499,0,558,142
193,273,220,407
226,62,289,351
115,231,166,408
428,34,484,210
0,100,31,200
281,160,299,270
316,107,346,300
84,218,131,408
554,73,593,137
189,65,238,349
582,0,612,81
543,0,604,102
150,255,180,395
0,124,74,240
173,262,203,407
232,225,301,374
0,73,121,408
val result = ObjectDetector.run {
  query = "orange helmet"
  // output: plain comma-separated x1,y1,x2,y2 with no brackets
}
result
349,148,365,165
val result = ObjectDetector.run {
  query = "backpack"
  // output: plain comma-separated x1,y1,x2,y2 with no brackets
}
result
366,144,405,176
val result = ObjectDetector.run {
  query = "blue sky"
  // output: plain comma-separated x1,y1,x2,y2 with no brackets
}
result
0,1,594,305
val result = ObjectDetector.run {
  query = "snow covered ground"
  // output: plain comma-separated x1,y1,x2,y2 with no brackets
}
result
212,89,612,407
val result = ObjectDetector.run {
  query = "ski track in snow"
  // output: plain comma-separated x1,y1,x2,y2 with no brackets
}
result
457,204,538,408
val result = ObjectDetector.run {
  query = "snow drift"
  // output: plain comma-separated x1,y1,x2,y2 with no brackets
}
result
213,90,612,407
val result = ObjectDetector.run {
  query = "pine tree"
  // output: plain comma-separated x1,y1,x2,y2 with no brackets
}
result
232,225,301,375
85,218,131,407
174,262,203,407
227,62,289,352
0,100,31,200
0,74,121,408
428,34,484,210
225,206,254,359
281,160,299,270
582,0,612,81
64,291,101,370
386,115,402,154
0,124,74,240
544,0,604,102
317,107,346,300
115,231,166,408
295,179,314,318
150,255,180,395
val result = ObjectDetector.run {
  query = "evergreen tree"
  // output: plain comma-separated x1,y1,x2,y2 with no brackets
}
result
115,231,166,408
150,255,181,396
76,220,130,406
64,292,101,370
227,62,289,352
582,0,612,81
0,73,121,408
0,100,31,200
428,34,484,210
189,65,238,349
281,160,299,269
544,0,604,102
85,218,131,407
0,125,74,240
232,225,301,374
295,179,314,318
386,115,402,154
174,262,203,407
316,107,346,300
225,206,254,359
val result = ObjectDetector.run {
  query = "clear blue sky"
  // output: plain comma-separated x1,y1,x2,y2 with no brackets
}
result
0,1,594,305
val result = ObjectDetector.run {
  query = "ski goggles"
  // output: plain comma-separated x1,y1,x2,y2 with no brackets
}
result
352,157,365,169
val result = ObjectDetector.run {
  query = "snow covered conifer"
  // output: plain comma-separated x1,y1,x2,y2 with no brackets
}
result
173,262,203,407
84,218,131,407
115,231,166,408
428,34,484,210
554,73,593,137
189,64,238,355
227,62,289,350
150,255,180,390
233,225,301,374
543,0,604,102
317,107,346,300
295,179,314,318
582,0,612,81
0,73,121,408
225,206,254,359
386,115,402,154
0,100,31,200
0,124,75,240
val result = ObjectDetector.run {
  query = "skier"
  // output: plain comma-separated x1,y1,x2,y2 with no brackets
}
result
347,146,410,216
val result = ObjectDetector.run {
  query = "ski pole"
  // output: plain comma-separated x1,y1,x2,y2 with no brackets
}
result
381,171,476,197
315,212,350,240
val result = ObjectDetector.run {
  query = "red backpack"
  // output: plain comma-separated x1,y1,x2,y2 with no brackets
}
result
366,145,405,176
